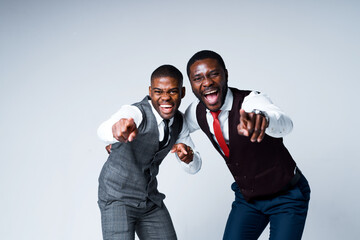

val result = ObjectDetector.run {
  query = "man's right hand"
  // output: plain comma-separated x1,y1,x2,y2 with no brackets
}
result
237,109,267,142
112,118,138,142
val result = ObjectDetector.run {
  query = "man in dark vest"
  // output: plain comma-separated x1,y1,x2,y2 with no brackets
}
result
184,50,310,240
97,65,201,240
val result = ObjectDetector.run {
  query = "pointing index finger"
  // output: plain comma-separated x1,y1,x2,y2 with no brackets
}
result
239,109,247,120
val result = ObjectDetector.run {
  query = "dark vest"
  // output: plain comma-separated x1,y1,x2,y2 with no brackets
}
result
196,88,296,202
98,96,183,208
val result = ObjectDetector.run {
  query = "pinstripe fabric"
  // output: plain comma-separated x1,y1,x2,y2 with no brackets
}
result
98,96,182,239
98,200,177,240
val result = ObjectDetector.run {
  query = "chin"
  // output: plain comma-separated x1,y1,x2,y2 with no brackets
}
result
162,113,175,120
202,101,219,111
209,106,221,112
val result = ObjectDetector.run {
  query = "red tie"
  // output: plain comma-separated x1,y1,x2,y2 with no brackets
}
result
211,110,229,157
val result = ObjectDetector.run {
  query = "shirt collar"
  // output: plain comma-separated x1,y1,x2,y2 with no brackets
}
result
148,99,174,126
206,87,233,113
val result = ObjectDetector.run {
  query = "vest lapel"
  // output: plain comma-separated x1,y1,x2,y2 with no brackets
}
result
196,102,228,160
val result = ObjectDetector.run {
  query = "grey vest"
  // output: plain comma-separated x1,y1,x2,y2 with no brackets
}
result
98,96,183,208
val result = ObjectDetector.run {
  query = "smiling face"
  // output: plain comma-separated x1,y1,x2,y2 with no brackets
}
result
149,76,185,120
189,58,228,112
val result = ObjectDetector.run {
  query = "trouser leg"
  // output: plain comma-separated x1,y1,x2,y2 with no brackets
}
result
268,175,310,240
223,174,310,240
98,200,136,240
136,202,177,240
223,182,269,240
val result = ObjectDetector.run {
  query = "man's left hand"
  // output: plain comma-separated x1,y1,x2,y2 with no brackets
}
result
105,144,111,154
171,143,194,164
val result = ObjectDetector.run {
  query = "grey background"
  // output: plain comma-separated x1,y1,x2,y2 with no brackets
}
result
1,0,359,239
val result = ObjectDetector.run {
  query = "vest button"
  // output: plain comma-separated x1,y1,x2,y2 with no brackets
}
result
243,175,247,179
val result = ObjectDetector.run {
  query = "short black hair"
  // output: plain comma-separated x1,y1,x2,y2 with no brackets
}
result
186,50,227,77
151,64,183,87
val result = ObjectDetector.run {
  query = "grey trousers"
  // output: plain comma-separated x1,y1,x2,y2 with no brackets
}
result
98,200,177,240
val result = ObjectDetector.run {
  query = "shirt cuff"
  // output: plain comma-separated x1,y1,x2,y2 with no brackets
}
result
264,111,293,137
175,151,202,174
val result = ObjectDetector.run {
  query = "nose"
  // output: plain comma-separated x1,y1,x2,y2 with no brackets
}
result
202,76,213,87
160,92,171,101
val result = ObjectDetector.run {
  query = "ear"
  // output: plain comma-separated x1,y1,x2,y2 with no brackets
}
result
181,87,186,99
148,86,152,96
225,69,228,81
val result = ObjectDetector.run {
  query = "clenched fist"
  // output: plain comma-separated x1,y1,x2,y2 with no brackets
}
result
112,118,138,143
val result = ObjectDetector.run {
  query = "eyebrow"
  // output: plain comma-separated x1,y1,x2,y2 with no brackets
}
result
191,73,203,78
192,69,219,77
153,87,179,91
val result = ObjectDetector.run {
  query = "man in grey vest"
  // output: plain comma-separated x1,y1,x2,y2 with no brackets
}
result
97,65,201,240
184,50,310,240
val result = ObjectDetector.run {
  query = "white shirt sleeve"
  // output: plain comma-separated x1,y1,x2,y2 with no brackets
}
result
241,91,293,137
97,105,143,144
184,100,201,133
174,115,202,174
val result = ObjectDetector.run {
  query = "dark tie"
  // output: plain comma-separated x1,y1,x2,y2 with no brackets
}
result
159,119,170,149
211,110,229,157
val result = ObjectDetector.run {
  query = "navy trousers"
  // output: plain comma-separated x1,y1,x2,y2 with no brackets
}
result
223,174,310,240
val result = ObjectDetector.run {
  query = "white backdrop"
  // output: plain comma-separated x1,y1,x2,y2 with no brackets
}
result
1,0,359,239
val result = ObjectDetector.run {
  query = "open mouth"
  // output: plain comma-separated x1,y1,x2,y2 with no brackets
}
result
203,90,219,105
159,104,174,114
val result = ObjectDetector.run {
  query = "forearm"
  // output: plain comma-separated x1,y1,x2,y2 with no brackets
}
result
242,91,293,137
175,120,202,174
175,151,202,174
264,109,293,137
97,119,118,144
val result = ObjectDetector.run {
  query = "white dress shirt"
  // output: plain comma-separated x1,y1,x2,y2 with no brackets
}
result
97,100,202,174
184,88,293,153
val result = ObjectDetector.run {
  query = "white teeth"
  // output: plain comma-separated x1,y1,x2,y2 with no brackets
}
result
160,105,172,108
204,90,217,95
